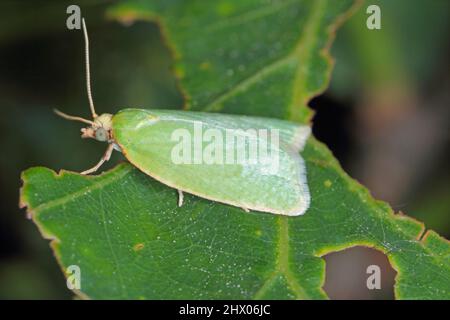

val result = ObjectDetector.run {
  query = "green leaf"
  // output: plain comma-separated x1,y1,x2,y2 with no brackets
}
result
20,0,450,299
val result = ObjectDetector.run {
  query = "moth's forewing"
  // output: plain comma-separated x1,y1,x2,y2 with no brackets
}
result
112,109,310,216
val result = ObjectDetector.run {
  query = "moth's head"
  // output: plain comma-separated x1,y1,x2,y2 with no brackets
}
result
54,109,113,143
80,113,113,142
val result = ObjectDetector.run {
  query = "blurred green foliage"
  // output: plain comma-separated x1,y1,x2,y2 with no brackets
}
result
331,0,450,95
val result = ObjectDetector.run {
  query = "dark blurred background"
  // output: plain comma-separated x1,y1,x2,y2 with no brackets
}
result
0,0,448,299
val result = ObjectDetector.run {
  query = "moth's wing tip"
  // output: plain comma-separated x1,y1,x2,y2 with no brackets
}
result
285,207,309,217
292,125,312,151
285,193,311,216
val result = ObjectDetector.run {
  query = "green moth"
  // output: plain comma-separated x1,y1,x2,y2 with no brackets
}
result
55,19,311,216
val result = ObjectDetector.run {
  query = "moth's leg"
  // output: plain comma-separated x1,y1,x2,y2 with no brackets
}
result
81,143,114,175
177,190,184,207
242,207,250,213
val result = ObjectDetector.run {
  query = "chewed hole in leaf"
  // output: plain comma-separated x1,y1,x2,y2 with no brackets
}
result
323,246,396,300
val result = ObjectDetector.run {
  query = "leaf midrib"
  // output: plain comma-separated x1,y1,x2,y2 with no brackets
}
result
253,217,309,299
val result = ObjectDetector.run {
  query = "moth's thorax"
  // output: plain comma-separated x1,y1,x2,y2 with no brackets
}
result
81,113,114,142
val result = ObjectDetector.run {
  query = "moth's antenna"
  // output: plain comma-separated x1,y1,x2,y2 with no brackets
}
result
54,108,96,125
82,18,97,119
